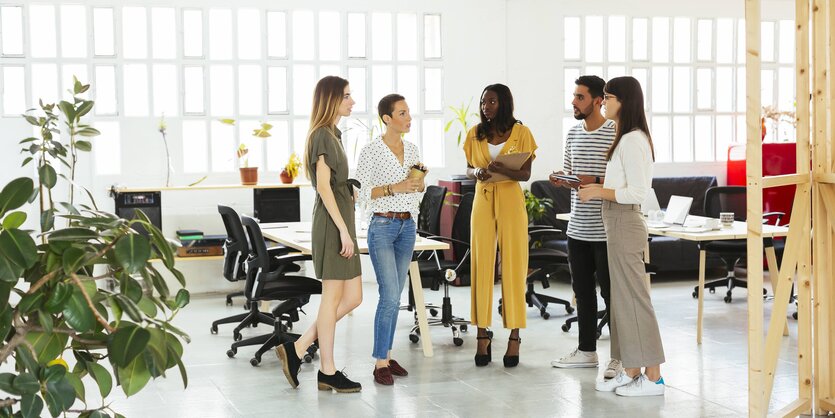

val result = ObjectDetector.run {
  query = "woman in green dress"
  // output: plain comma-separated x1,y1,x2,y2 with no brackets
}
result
276,76,363,393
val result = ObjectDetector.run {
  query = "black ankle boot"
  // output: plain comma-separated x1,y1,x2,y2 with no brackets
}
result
503,337,521,368
276,342,302,388
474,335,492,367
317,370,362,393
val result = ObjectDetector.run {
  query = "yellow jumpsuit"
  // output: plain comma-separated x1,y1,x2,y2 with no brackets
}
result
463,123,537,329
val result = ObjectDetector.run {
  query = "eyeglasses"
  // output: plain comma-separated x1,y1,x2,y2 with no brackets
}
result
603,94,618,101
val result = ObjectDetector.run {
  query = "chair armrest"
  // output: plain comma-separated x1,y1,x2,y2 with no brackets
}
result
416,229,433,238
274,253,312,264
762,212,785,226
424,235,470,248
528,228,562,237
267,246,292,257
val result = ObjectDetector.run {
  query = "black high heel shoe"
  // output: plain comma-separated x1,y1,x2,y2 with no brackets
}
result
474,335,492,367
503,337,521,368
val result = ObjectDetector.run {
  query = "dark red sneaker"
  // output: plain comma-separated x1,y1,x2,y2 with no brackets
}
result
373,366,394,385
388,359,408,377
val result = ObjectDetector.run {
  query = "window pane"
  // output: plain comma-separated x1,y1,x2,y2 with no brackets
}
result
397,65,419,113
61,5,87,58
652,17,669,63
292,11,314,60
563,117,577,148
348,67,367,113
694,115,714,161
210,65,234,116
371,65,393,109
607,16,626,62
123,64,149,116
183,10,203,58
94,66,117,115
424,14,442,58
737,19,745,63
737,66,746,112
293,64,315,115
239,120,263,168
608,65,626,79
673,17,691,63
403,120,420,155
778,20,794,64
397,13,417,60
585,65,603,77
778,67,795,111
94,121,120,175
422,119,444,167
424,68,442,112
650,116,671,162
153,64,178,116
238,9,262,59
696,68,713,110
715,115,733,160
31,64,58,105
93,8,114,56
239,65,263,116
697,19,713,61
267,11,287,58
122,7,147,59
182,120,209,173
584,16,603,62
564,67,580,112
211,120,235,172
631,68,649,110
716,67,733,112
564,17,581,60
1,6,24,55
673,67,691,112
268,66,288,113
761,69,774,107
737,115,746,143
30,5,57,57
348,13,366,58
673,116,692,162
632,18,648,60
761,21,775,62
716,18,734,63
651,67,670,112
183,66,204,114
319,11,341,61
372,13,392,60
151,8,176,59
62,64,88,101
209,9,233,60
344,118,370,169
293,119,307,156
266,120,289,172
3,67,26,115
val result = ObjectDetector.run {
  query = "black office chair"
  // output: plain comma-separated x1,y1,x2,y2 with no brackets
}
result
226,215,322,366
408,192,473,346
402,185,447,315
694,186,783,303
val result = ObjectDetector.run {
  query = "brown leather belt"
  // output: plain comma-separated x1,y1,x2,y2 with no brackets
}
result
373,211,412,219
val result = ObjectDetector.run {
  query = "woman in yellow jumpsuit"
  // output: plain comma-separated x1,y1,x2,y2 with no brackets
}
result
463,84,537,368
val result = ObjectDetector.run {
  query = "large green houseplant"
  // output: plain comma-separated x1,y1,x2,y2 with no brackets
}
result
0,78,190,417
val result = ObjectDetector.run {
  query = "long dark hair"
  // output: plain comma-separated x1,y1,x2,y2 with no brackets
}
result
476,84,518,140
604,76,655,161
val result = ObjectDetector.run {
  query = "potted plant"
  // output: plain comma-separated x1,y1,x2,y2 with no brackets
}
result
222,119,273,185
445,99,479,147
280,153,301,184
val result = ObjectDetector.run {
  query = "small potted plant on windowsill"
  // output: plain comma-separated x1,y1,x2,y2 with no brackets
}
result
280,152,301,184
223,119,273,185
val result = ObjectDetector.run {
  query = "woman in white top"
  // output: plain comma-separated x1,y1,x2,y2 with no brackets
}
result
578,76,665,397
355,94,425,386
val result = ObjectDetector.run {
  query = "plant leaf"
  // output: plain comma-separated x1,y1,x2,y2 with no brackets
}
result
114,234,151,274
86,361,112,398
41,208,55,232
2,211,27,229
0,373,20,395
117,354,151,397
43,375,75,417
137,296,157,317
174,289,190,308
120,274,143,304
62,284,95,333
39,164,57,189
113,294,143,323
218,118,236,125
17,292,45,314
47,227,97,242
37,310,53,334
107,323,150,367
64,371,85,403
62,247,86,275
0,178,35,218
74,140,92,152
12,373,40,395
43,282,72,314
24,331,68,363
76,101,94,119
20,393,44,418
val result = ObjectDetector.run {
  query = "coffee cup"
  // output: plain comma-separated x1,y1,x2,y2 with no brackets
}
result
408,163,427,181
704,218,720,230
719,212,734,228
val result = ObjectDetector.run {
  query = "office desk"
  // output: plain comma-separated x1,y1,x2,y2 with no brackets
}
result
259,222,449,357
557,213,789,344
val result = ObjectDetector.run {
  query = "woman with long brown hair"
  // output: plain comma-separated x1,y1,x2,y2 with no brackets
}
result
578,76,665,396
276,75,363,393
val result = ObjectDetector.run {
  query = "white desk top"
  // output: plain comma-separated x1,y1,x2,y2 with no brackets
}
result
112,183,310,193
260,222,449,254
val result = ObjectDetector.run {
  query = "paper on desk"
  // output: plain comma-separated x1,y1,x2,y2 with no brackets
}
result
482,152,531,183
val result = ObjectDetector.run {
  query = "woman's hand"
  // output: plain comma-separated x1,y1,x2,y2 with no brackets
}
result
474,167,492,181
549,171,580,189
338,228,355,259
487,160,506,175
578,183,603,202
393,178,424,193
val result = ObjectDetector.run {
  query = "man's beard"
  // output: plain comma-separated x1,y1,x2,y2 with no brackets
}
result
573,105,592,120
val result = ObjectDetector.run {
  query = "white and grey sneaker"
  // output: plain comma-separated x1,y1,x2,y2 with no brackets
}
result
615,374,665,397
604,358,623,379
594,370,635,392
551,348,599,368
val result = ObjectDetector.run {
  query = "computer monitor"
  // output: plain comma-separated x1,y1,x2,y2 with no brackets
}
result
663,195,693,225
641,188,661,216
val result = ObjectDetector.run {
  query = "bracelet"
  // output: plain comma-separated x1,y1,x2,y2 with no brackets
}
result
475,168,482,180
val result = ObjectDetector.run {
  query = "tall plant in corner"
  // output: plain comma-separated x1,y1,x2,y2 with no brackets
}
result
1,77,190,418
445,99,479,146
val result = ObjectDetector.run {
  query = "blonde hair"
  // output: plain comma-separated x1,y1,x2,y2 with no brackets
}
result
304,76,349,179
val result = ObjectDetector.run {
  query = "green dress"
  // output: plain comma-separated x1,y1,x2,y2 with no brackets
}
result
307,126,362,280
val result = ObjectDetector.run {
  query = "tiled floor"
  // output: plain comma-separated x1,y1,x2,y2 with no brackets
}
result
108,273,805,418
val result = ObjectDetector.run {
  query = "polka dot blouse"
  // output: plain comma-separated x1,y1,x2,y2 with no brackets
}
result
355,137,424,223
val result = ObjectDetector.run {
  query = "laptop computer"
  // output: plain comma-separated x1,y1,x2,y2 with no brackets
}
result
641,188,661,216
646,195,693,228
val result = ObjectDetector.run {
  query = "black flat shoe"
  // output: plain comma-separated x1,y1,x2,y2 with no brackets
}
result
474,335,492,367
318,370,362,393
503,336,521,368
276,342,302,388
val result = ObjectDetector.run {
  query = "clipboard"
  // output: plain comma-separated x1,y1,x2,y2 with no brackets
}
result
482,152,531,183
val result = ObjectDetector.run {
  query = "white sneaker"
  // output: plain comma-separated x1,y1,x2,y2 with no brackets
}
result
594,370,635,392
604,359,623,379
551,348,599,368
615,374,665,397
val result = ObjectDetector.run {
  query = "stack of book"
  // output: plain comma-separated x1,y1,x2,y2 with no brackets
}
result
176,230,226,257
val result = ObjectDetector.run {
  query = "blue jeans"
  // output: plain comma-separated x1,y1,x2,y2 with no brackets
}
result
368,216,416,360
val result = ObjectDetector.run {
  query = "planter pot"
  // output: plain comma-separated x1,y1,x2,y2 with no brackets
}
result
239,167,259,185
279,169,294,184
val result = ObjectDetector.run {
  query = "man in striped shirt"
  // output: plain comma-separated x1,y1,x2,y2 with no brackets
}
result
550,76,621,378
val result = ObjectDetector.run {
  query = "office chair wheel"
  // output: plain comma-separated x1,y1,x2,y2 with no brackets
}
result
409,333,420,343
486,329,493,339
210,325,218,334
792,312,798,320
596,330,602,339
540,309,550,320
561,323,570,332
226,297,233,306
227,348,236,358
460,324,468,332
497,305,502,315
565,306,575,314
250,357,260,366
233,331,243,341
710,288,716,294
762,288,768,296
430,309,438,317
453,337,464,346
243,301,251,310
724,295,732,303
692,290,698,298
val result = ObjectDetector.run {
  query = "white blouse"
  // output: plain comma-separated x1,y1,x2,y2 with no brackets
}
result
602,129,654,205
355,137,424,222
487,142,503,160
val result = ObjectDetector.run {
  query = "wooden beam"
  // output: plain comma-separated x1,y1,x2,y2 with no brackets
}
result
815,173,835,184
822,397,835,413
768,398,811,418
762,174,810,189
